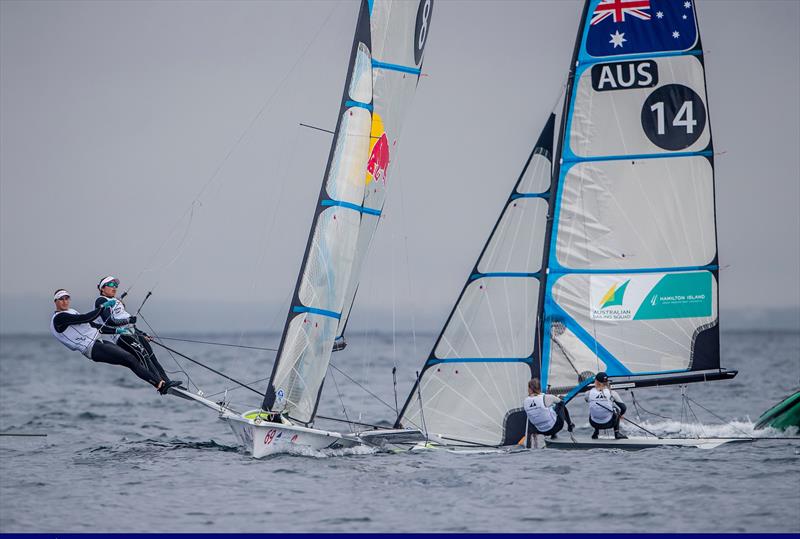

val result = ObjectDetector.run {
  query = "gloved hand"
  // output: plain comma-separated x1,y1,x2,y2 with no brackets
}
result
115,327,133,335
101,299,117,309
128,316,137,325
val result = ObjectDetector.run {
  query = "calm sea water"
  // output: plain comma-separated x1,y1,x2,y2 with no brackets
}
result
1,331,798,533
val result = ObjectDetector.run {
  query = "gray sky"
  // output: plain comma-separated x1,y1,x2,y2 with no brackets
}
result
1,0,799,334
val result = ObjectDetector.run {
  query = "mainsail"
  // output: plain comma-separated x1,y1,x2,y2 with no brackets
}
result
262,0,433,425
396,108,561,446
398,0,734,446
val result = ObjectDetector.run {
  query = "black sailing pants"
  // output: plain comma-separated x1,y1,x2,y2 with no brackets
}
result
117,331,170,383
89,340,159,387
590,402,628,432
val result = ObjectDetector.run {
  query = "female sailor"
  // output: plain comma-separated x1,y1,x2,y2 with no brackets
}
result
523,378,574,447
93,275,179,393
585,372,627,439
50,289,171,392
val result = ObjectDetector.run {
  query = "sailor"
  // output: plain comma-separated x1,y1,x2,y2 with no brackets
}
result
585,372,628,439
523,378,574,447
93,275,179,393
51,289,177,394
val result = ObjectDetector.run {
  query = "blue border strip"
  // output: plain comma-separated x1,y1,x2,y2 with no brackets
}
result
564,149,712,164
372,59,421,75
470,272,541,280
292,306,341,320
551,265,718,275
322,199,382,216
345,100,373,112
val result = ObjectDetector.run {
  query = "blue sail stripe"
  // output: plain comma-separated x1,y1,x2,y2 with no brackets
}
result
469,272,541,280
292,306,341,320
426,357,533,366
549,265,718,276
540,297,632,390
564,150,712,164
576,49,702,68
371,59,421,75
345,100,373,111
321,199,382,216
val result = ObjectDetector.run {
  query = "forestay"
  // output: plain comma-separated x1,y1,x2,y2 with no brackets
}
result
542,0,723,397
262,0,433,425
396,108,561,447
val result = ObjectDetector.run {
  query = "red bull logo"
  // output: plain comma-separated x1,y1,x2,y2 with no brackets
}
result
366,113,390,185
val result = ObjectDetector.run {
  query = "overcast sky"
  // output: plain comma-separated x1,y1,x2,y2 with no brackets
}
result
1,0,798,334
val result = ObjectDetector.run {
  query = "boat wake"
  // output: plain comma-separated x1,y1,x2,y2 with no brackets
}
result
617,418,798,439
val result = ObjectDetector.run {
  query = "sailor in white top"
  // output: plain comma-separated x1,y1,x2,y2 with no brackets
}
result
523,378,574,447
584,372,628,439
50,289,163,390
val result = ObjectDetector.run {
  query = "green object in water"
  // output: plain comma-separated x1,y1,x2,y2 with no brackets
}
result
755,390,800,430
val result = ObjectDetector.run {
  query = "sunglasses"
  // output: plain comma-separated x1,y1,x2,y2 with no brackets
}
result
103,282,119,288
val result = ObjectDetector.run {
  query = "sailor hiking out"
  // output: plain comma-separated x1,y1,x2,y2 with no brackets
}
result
523,378,574,447
93,275,178,393
50,289,177,394
585,372,628,439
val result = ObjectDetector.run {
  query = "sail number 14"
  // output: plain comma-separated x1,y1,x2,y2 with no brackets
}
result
641,84,706,151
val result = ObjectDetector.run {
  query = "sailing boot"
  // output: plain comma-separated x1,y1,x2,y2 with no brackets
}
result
614,431,628,440
591,429,600,439
568,422,576,432
159,380,184,395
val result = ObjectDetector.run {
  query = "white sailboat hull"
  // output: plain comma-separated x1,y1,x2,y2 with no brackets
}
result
223,414,360,458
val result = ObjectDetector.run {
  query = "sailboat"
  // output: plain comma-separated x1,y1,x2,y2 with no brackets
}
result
395,0,741,450
169,0,434,458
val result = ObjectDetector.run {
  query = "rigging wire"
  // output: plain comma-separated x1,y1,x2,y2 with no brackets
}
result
118,0,344,301
138,312,196,391
155,336,278,352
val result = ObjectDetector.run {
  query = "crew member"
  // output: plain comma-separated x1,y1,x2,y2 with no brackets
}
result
93,275,177,392
585,371,628,439
523,378,574,447
51,289,176,394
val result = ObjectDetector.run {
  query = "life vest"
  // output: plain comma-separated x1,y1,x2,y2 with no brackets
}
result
51,309,99,357
93,296,133,343
524,394,557,432
588,388,615,424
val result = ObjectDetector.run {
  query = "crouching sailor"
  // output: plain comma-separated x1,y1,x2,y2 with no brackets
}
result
523,378,574,447
585,372,628,439
93,275,179,393
50,289,176,394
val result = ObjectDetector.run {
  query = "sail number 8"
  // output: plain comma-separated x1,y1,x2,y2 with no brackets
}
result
641,84,706,151
414,0,434,65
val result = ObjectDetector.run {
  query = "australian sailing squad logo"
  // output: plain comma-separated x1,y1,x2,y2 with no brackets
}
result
592,279,633,320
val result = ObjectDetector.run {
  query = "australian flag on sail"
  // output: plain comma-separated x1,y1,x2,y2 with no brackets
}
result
585,0,698,58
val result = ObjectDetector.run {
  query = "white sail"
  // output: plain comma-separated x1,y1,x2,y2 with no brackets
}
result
398,111,559,446
542,0,724,398
263,0,433,424
336,0,434,342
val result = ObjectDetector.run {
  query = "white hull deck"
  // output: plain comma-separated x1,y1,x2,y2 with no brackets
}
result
544,435,752,450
